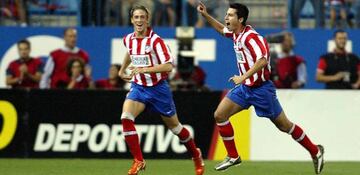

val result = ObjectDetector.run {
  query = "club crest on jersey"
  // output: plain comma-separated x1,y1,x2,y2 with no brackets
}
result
236,42,241,48
145,45,151,53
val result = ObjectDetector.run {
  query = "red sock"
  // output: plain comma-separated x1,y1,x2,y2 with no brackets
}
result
177,127,200,158
122,119,143,161
290,124,319,157
217,120,239,158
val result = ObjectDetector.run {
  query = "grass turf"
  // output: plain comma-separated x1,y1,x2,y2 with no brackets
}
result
0,159,359,175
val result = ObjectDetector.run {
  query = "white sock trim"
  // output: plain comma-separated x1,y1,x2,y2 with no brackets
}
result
217,120,230,126
170,124,183,135
287,124,295,134
295,132,306,142
121,112,135,121
222,136,234,141
180,136,192,143
123,131,137,136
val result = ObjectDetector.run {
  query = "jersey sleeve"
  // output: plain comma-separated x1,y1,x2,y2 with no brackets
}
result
297,62,307,84
317,57,327,73
6,63,15,76
153,38,173,64
245,33,267,61
40,56,55,88
82,51,90,64
223,27,233,38
35,58,44,73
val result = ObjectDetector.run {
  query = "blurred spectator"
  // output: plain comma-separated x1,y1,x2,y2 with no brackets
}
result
326,0,348,28
104,0,122,26
81,0,105,26
56,58,93,89
271,32,307,89
185,0,218,27
354,0,360,28
0,0,27,26
6,39,43,88
40,27,90,89
170,65,210,91
153,0,175,26
95,64,125,90
289,0,325,28
316,30,360,89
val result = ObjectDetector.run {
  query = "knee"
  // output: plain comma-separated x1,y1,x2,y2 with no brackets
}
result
214,110,227,123
277,125,290,133
277,122,293,133
121,112,135,122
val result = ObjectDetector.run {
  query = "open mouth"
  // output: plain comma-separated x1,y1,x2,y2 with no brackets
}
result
226,22,230,27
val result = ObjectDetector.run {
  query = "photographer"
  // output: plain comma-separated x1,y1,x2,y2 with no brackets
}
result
268,32,307,89
316,30,360,89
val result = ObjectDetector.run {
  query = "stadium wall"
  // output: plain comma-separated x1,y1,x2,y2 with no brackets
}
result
1,27,360,90
0,89,359,161
0,89,220,159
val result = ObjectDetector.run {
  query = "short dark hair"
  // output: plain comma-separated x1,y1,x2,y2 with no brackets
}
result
229,3,249,25
333,29,346,38
130,5,149,18
66,58,85,77
17,39,31,48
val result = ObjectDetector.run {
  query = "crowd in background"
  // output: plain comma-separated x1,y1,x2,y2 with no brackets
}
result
2,1,360,91
1,0,360,28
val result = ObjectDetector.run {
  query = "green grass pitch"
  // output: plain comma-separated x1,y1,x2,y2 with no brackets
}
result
0,159,359,175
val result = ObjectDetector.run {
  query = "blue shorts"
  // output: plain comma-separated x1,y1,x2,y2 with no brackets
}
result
126,80,176,117
226,81,283,119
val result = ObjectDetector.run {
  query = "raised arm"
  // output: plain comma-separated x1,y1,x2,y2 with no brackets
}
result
197,1,225,34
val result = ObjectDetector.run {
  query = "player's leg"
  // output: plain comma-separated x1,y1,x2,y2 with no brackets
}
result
250,81,324,174
122,86,147,175
122,99,146,160
271,111,319,156
213,97,245,171
161,114,204,175
149,80,204,175
250,81,319,157
271,111,324,174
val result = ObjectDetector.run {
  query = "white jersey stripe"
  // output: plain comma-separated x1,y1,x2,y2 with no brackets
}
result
249,38,263,61
226,25,271,86
140,37,148,54
239,63,251,84
123,29,173,86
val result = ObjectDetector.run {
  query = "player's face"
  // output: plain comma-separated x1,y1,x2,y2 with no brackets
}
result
64,29,77,49
18,43,30,59
281,34,293,53
224,8,242,31
131,9,149,34
109,65,119,79
334,32,347,50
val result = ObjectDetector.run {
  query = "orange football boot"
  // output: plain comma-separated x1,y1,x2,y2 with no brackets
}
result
128,159,146,175
192,148,205,175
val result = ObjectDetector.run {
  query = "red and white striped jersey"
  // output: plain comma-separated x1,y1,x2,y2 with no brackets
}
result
223,25,271,86
123,28,173,86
